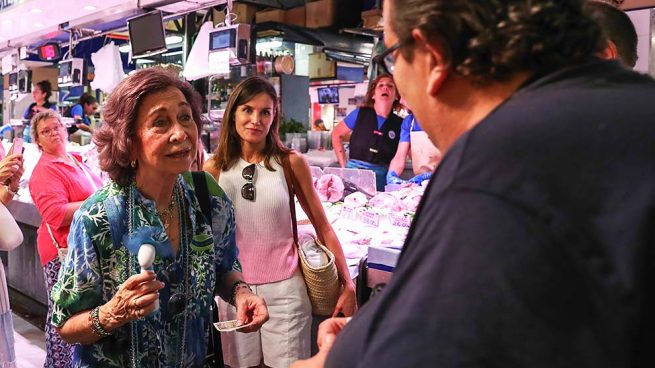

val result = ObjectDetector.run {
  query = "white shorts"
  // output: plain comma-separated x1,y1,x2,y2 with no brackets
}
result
219,270,312,368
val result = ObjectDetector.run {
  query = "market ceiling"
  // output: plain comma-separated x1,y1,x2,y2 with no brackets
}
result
1,0,653,57
0,0,313,55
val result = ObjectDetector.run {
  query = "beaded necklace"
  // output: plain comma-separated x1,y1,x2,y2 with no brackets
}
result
127,178,189,368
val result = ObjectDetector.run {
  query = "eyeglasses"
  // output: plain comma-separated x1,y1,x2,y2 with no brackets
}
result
39,124,64,138
241,164,256,201
159,262,187,319
373,42,403,75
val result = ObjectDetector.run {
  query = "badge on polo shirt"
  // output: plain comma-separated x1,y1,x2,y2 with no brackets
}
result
388,130,396,139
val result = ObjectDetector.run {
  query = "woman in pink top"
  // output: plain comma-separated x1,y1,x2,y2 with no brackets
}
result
204,77,356,368
28,110,102,368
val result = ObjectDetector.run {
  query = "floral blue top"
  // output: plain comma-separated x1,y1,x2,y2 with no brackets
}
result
51,172,239,368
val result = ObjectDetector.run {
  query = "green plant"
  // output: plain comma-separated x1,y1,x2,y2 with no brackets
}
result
279,117,306,141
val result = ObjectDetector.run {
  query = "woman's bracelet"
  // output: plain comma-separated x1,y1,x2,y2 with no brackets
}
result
90,306,112,338
229,280,253,305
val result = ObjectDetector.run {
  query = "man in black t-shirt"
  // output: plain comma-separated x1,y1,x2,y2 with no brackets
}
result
291,0,655,367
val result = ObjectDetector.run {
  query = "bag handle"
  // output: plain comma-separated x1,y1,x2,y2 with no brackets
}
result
281,153,326,245
281,154,299,245
45,223,64,251
191,171,212,228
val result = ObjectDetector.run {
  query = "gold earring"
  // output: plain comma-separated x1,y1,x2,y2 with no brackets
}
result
130,160,137,168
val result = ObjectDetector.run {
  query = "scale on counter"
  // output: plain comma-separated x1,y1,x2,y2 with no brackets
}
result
58,58,86,87
208,23,252,75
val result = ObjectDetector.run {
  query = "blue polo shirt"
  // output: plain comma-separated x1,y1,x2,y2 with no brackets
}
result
344,107,387,130
70,104,91,126
399,114,423,143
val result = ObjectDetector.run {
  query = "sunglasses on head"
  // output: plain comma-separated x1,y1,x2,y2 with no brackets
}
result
159,262,187,318
241,164,256,201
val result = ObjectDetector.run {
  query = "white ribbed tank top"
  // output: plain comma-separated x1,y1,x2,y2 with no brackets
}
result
218,158,298,284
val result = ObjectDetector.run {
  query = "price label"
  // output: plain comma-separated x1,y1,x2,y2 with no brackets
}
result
389,213,411,228
360,209,380,227
341,205,356,220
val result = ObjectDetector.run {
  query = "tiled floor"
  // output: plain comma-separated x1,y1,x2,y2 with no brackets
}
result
11,312,46,367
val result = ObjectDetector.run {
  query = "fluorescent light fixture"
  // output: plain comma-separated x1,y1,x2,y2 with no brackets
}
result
31,8,42,13
119,44,131,53
162,50,183,57
34,23,44,28
165,35,183,45
84,5,97,11
256,38,283,53
136,59,155,64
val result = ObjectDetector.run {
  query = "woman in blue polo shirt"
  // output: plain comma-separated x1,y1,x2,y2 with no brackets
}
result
332,74,402,191
64,94,98,134
387,111,442,185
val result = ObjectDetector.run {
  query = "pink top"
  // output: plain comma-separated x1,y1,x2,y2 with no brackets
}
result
218,158,298,284
28,152,103,265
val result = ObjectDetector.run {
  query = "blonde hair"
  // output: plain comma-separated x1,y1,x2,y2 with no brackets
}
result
30,110,63,149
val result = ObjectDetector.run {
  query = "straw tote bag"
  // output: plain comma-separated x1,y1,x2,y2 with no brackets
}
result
281,154,340,316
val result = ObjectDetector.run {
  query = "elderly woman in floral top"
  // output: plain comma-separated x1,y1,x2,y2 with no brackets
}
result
51,68,268,367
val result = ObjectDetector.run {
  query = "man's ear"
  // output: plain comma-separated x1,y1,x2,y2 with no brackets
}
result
411,29,449,97
599,40,619,61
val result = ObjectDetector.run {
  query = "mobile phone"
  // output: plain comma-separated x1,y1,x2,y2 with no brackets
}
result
11,138,23,155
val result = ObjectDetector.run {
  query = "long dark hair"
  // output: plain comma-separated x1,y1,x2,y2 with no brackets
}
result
211,76,290,172
35,80,52,102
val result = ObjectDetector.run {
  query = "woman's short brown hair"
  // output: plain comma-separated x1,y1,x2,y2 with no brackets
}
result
94,68,204,187
210,76,289,172
30,110,62,150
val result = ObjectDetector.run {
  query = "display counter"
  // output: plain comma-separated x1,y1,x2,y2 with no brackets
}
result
4,198,48,313
302,149,338,168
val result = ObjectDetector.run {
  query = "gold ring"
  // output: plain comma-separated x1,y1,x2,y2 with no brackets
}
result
136,309,143,319
132,298,138,308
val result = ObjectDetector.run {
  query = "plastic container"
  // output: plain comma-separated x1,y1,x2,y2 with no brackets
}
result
307,130,321,150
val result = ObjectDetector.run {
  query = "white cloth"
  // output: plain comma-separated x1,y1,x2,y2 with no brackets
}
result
409,117,441,174
0,261,16,368
90,42,125,93
0,203,22,252
218,270,312,368
183,22,214,81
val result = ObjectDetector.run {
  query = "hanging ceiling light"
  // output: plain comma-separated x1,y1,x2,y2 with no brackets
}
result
165,35,183,45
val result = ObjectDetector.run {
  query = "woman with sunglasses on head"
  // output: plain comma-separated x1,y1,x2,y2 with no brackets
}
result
331,73,403,191
27,110,102,368
49,68,268,368
204,76,356,368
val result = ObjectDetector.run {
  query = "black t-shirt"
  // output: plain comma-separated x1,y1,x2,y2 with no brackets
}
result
24,101,55,121
326,60,655,367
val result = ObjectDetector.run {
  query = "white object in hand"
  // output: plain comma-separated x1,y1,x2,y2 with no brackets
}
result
137,243,158,311
214,320,248,332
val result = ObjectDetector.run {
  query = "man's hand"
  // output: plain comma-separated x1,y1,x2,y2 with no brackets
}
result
289,317,350,368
